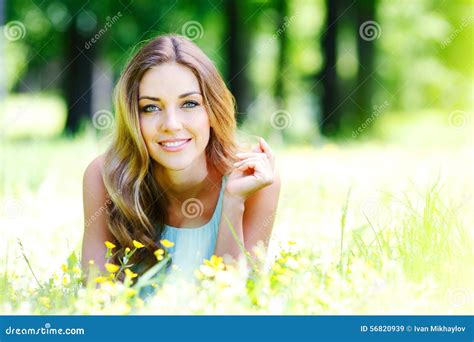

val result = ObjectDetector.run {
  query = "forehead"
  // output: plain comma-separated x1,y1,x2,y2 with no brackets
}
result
139,62,201,97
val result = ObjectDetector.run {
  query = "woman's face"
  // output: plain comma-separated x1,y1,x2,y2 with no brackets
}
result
138,62,210,171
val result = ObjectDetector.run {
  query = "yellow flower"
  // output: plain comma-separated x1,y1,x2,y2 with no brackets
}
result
210,255,223,265
61,264,68,273
39,296,50,308
105,241,116,249
154,249,164,257
125,247,131,254
72,266,81,275
62,274,70,286
105,263,120,273
124,268,138,279
95,276,107,283
132,240,145,249
204,255,225,270
160,239,174,248
126,288,137,297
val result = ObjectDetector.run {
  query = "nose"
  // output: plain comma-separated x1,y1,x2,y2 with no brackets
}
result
159,107,183,132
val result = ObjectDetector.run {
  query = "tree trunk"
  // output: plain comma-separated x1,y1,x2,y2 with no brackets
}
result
354,0,377,127
319,0,340,136
63,16,96,136
274,0,289,105
226,0,251,126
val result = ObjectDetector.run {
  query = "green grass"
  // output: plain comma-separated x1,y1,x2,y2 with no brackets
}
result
0,111,473,314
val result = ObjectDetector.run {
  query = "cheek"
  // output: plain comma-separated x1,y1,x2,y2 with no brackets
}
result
194,113,211,143
139,118,154,146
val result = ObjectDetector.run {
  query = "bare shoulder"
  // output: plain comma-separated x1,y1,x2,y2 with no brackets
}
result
83,155,105,184
83,154,107,197
82,154,113,272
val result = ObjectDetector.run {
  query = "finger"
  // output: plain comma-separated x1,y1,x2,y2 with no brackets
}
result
259,137,273,158
236,159,272,184
236,159,262,172
235,152,265,159
251,143,262,153
233,155,268,167
235,157,271,174
258,137,275,167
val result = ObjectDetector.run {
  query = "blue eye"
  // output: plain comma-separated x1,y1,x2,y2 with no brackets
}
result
183,101,199,109
141,104,160,113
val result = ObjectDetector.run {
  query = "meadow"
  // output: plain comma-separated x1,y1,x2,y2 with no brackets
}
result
0,108,473,314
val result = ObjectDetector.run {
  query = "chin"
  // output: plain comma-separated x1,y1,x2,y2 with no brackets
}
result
153,158,188,171
152,154,194,171
161,162,192,171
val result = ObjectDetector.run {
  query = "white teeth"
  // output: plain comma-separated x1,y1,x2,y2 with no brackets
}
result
160,139,189,147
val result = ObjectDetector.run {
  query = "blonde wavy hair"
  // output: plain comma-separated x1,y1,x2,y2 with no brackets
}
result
102,34,239,275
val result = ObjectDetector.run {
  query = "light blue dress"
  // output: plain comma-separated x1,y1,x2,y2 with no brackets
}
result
159,174,228,282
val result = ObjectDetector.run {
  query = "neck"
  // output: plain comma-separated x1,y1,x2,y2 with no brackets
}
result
153,157,219,202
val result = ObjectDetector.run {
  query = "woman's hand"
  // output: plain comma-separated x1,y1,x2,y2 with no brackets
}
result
225,137,276,202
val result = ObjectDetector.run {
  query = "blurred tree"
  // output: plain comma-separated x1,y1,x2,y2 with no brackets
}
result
319,0,340,136
354,0,377,127
319,0,380,136
274,0,289,109
63,10,98,135
0,0,5,101
225,0,252,126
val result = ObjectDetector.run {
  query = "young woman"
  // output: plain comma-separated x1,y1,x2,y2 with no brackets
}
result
81,34,280,281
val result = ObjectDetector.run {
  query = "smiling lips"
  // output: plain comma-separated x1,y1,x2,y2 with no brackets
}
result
158,138,192,151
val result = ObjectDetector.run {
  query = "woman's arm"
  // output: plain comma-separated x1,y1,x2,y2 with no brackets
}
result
214,138,281,262
214,170,281,262
81,155,114,277
242,168,280,257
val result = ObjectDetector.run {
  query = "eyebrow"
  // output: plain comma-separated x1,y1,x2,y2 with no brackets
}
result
138,92,202,101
